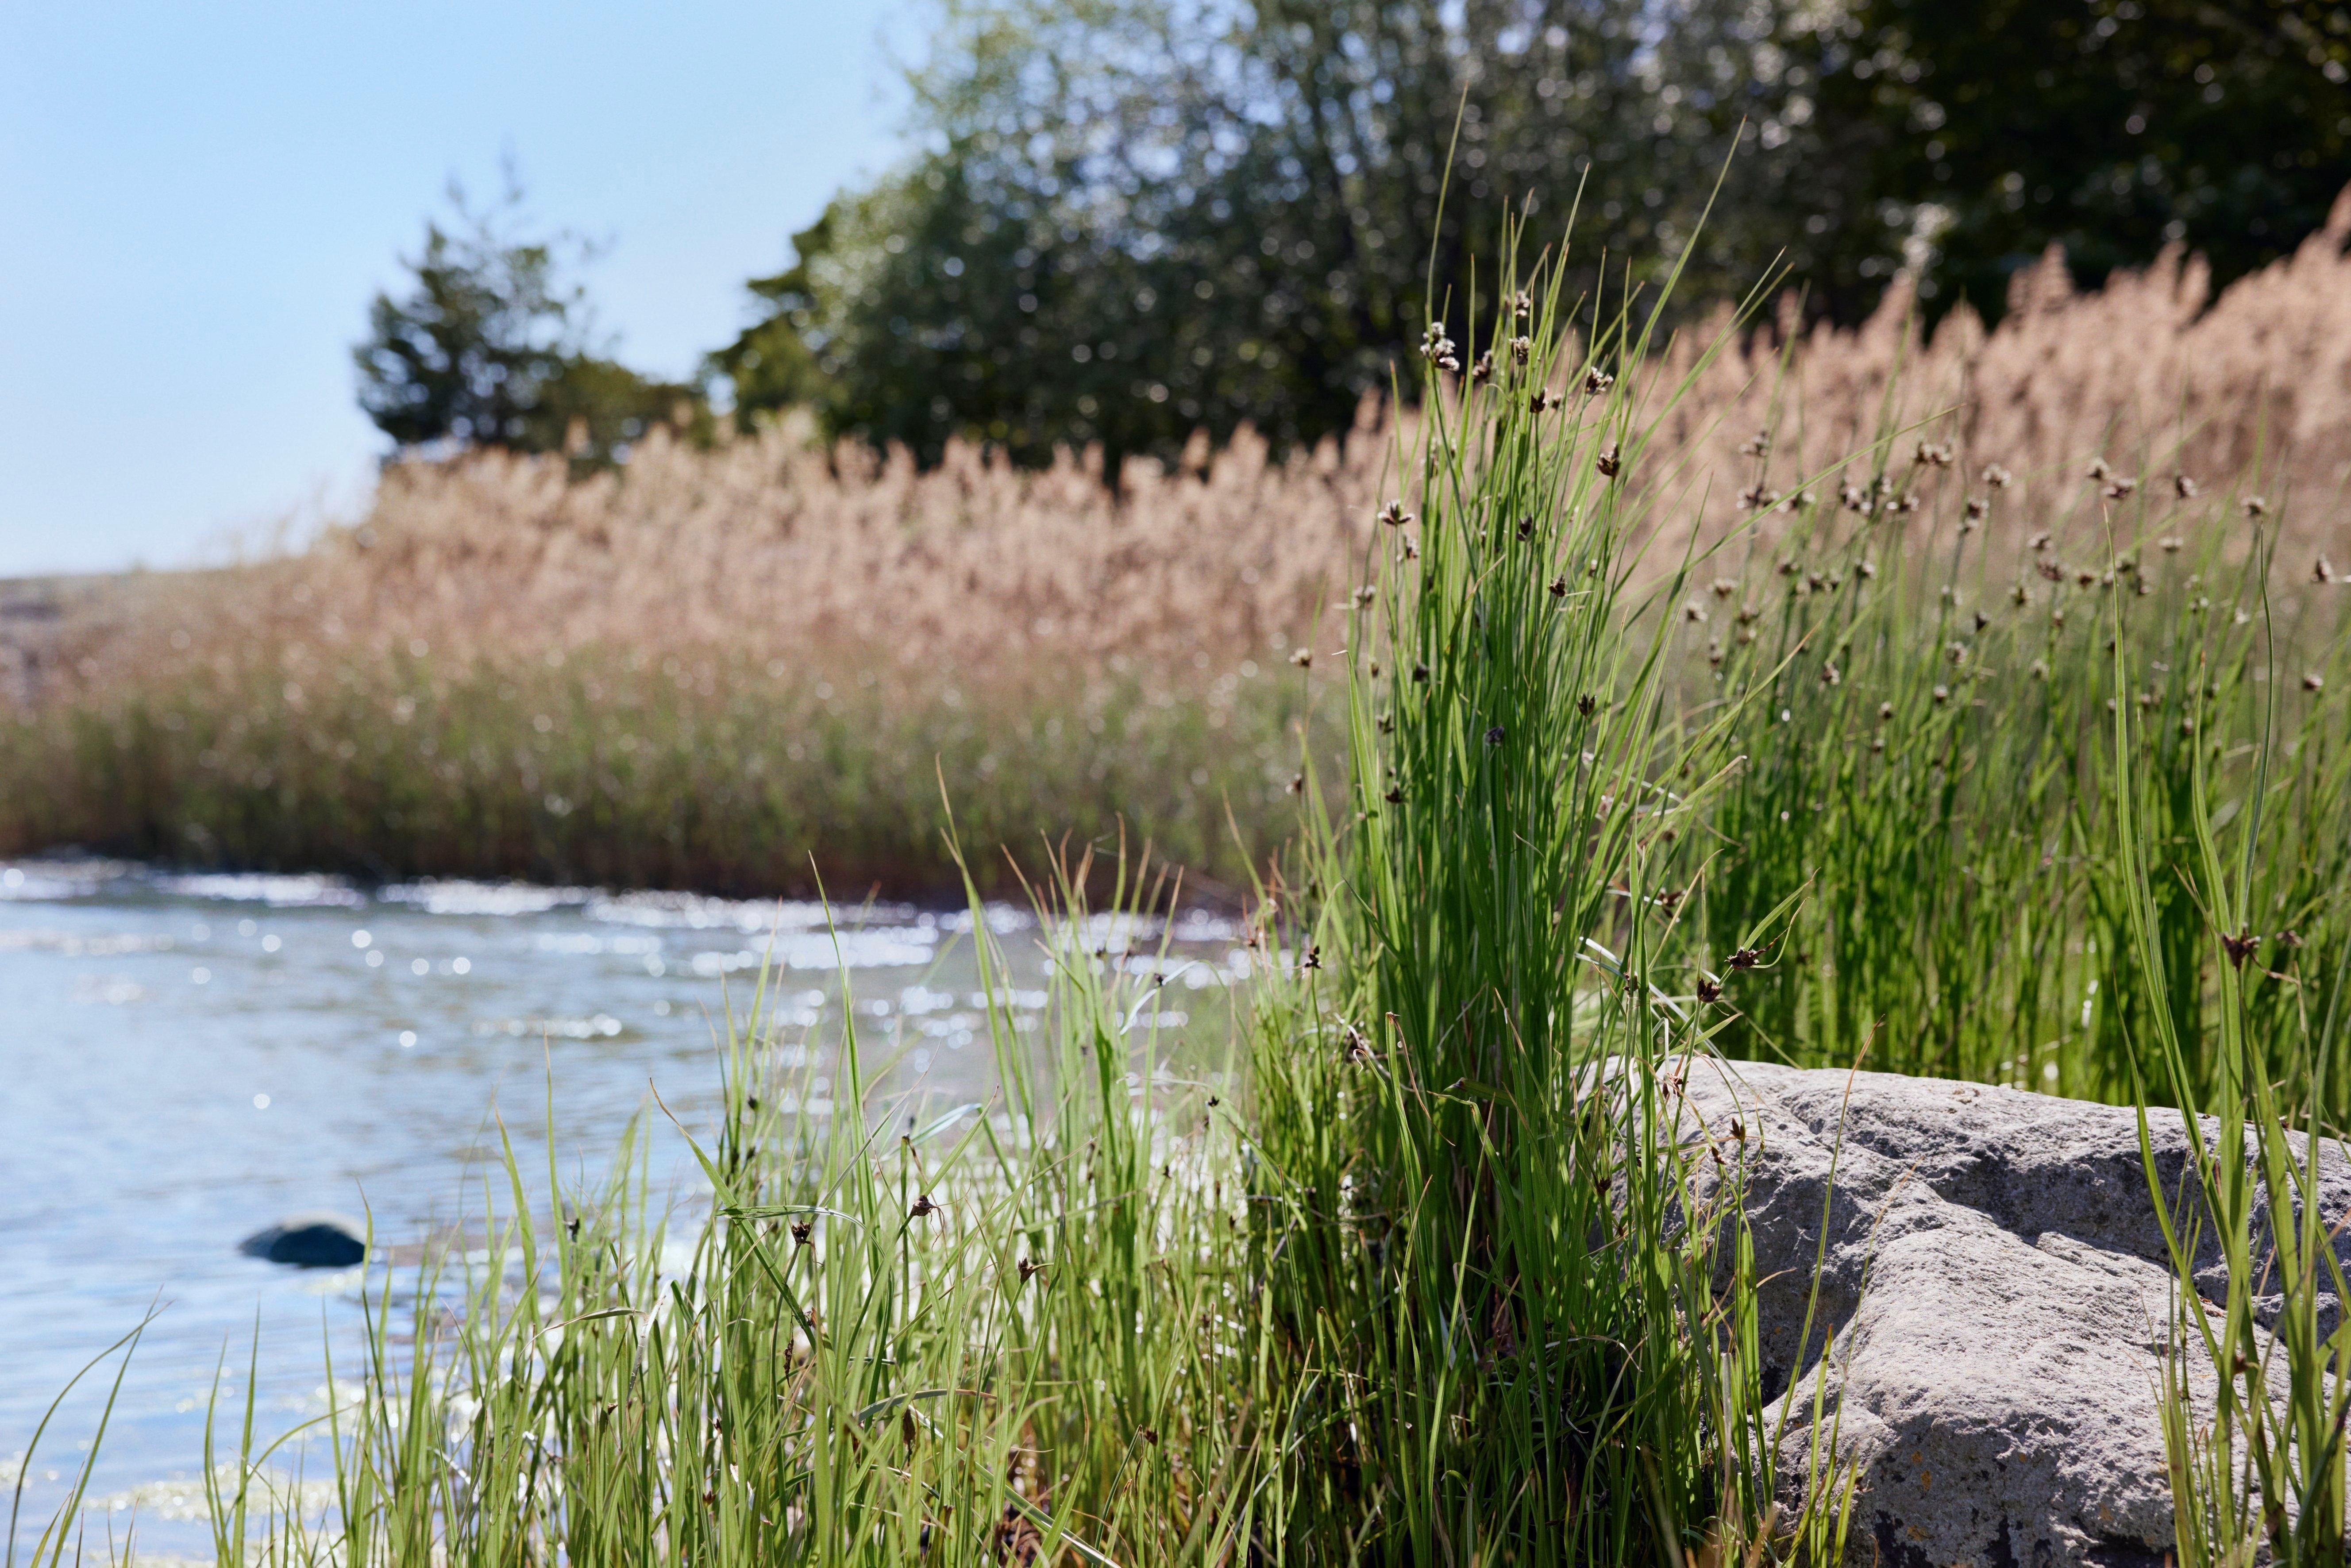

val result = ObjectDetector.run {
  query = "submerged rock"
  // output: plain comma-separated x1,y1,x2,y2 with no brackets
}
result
239,1211,367,1268
1675,1059,2349,1568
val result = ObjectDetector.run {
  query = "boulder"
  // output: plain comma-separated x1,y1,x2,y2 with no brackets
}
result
239,1211,367,1268
1674,1058,2351,1568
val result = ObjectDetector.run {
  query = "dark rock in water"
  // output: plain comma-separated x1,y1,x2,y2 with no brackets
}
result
239,1211,367,1268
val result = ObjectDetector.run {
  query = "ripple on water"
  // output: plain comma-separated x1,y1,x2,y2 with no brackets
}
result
150,871,365,907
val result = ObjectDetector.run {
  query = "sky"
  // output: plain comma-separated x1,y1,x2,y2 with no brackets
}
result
0,2,914,576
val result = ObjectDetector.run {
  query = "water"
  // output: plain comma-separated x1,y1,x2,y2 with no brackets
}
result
0,858,1240,1558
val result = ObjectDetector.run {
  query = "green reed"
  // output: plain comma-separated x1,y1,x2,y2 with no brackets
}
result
1240,241,1852,1561
175,845,1274,1568
0,651,1333,899
2109,593,2351,1562
1677,440,2348,1116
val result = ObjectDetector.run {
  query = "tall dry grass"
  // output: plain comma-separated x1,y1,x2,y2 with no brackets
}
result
3,198,2347,894
1656,188,2351,570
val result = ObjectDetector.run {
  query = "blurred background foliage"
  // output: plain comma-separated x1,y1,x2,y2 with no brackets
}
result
361,0,2351,474
354,180,707,471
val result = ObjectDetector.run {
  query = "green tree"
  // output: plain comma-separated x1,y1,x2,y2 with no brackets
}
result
714,0,1836,469
714,0,2351,468
1806,0,2351,321
356,183,700,469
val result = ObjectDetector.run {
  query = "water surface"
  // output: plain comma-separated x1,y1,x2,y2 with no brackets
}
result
0,859,1237,1558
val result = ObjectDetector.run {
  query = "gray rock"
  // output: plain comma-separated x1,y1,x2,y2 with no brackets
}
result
1672,1058,2351,1568
239,1210,367,1268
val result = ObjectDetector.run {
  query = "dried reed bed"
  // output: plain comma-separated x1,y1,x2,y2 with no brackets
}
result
1653,188,2351,570
4,204,2347,893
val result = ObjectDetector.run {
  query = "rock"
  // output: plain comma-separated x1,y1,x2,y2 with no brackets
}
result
239,1211,367,1268
1673,1058,2351,1568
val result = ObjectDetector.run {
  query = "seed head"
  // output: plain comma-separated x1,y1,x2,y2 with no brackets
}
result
1982,464,2013,489
1840,483,1870,513
1821,661,1841,686
1740,429,1772,458
1683,601,1707,623
2174,474,2197,499
1695,976,1723,1005
1509,289,1532,322
2243,495,2269,518
1595,442,1621,478
1419,322,1459,372
2011,583,2030,605
1965,497,1989,520
2316,557,2336,585
1509,335,1532,366
1412,663,1430,683
1290,648,1312,668
1576,693,1597,717
1471,350,1494,384
1485,725,1506,747
2031,659,2050,681
2221,928,2259,970
1728,946,1763,970
2305,673,2326,693
1530,387,1560,413
1931,685,1951,705
2160,536,2183,553
1378,499,1414,528
910,1194,939,1219
1914,440,1954,467
2087,457,2112,482
1548,574,1569,599
1710,577,1738,598
1514,514,1536,541
790,1217,813,1247
2103,478,2137,500
1738,485,1778,512
1018,1256,1044,1284
1894,493,1921,514
1582,366,1615,396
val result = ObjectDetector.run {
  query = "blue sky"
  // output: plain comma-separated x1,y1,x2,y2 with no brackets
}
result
0,2,912,575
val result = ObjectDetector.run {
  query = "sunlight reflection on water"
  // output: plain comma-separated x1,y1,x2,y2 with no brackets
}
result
0,858,1239,1556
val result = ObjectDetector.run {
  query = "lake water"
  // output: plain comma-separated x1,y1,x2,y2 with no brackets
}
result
0,858,1240,1559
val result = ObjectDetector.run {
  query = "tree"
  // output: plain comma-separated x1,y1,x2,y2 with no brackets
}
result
713,0,2351,468
1806,0,2351,322
713,0,1838,470
356,182,700,469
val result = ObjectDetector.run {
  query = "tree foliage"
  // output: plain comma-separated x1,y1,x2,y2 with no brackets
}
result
715,0,1836,469
712,0,2351,470
1818,0,2351,320
356,185,700,469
